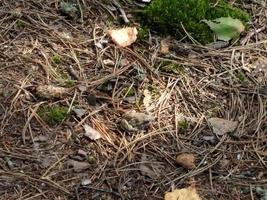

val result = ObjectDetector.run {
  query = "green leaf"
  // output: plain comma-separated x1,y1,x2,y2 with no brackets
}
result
202,17,245,41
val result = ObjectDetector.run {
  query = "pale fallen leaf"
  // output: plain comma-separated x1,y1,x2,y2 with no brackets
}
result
103,59,115,66
176,153,196,170
58,31,72,40
143,89,152,111
36,85,68,99
164,186,201,200
107,27,138,47
66,159,90,172
208,118,238,135
83,124,102,140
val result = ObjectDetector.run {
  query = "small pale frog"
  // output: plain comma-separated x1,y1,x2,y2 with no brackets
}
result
120,110,154,133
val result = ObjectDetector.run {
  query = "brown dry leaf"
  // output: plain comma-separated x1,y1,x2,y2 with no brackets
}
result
83,124,102,140
208,118,238,135
164,186,201,200
176,153,196,170
107,27,138,47
36,85,68,99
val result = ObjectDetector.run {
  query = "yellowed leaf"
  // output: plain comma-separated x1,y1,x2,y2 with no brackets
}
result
107,27,138,47
164,186,201,200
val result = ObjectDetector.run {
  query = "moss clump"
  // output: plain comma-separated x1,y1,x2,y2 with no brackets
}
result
141,0,249,43
123,87,135,97
51,54,61,64
15,19,25,28
38,105,69,125
158,61,184,74
236,71,247,83
58,79,76,88
138,26,149,41
178,120,189,131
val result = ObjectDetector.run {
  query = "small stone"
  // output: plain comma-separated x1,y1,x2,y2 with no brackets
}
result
78,85,87,92
33,135,49,142
73,108,86,118
66,159,90,172
202,135,216,144
77,149,87,157
81,178,92,186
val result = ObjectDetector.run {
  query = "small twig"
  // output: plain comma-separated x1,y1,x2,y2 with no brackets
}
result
22,102,44,144
112,0,129,23
240,26,267,45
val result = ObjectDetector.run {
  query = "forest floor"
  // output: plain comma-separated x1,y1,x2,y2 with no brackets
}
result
0,1,266,200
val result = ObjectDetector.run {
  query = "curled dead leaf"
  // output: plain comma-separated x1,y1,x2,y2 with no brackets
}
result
107,27,138,47
164,186,201,200
176,153,196,170
36,85,68,99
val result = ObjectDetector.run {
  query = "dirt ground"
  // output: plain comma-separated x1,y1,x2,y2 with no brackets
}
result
0,0,266,199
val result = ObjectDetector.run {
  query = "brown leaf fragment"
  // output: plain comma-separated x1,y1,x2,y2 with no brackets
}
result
176,153,196,170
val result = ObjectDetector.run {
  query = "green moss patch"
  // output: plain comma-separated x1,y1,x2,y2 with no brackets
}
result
141,0,249,43
38,105,69,125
